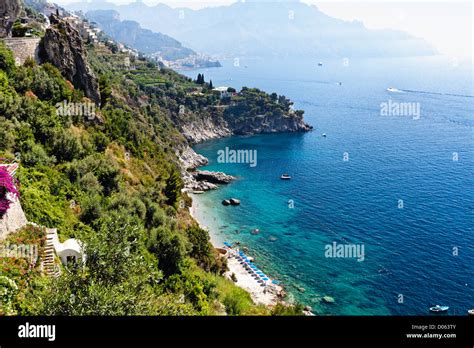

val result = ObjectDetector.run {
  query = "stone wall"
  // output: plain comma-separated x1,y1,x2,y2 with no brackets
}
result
0,194,28,241
1,37,41,65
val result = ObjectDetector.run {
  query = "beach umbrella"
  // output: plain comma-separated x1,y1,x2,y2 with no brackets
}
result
262,277,269,281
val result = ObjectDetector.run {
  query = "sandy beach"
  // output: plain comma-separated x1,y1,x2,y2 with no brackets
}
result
189,194,284,306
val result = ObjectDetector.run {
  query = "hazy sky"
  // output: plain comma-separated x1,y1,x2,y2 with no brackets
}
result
54,0,472,58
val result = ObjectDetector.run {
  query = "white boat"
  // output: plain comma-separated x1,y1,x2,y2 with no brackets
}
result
280,174,291,180
318,62,323,66
429,305,449,313
322,133,327,137
387,87,401,93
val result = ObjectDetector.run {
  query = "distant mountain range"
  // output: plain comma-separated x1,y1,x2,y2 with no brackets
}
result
66,0,436,59
85,10,194,61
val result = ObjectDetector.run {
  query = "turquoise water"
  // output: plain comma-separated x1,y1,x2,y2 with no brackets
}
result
181,56,474,315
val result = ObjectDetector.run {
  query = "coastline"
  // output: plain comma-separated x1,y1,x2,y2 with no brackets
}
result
189,193,284,307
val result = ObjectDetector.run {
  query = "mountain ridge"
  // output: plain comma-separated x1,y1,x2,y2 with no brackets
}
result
65,0,436,59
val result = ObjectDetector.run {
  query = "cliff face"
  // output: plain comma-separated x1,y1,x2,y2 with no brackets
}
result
179,116,232,143
177,110,311,144
41,14,101,104
226,113,312,136
0,0,22,38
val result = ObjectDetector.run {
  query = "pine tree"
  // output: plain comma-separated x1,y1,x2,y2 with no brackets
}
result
196,73,205,85
164,169,183,207
209,80,213,89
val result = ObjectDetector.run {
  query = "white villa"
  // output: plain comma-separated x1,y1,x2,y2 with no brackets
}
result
213,86,232,99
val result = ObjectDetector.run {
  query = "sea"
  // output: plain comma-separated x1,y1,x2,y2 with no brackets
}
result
179,56,474,315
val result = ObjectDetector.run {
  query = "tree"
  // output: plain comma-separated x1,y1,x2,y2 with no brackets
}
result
186,225,212,264
0,42,15,76
209,80,213,89
148,227,187,276
163,168,183,208
196,73,205,85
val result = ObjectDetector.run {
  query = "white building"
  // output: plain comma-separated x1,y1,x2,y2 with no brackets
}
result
213,86,232,99
48,228,85,266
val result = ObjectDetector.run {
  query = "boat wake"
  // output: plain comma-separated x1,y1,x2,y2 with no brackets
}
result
399,89,474,98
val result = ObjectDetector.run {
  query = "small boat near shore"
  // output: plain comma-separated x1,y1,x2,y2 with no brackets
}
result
429,305,449,313
468,309,474,316
280,174,291,180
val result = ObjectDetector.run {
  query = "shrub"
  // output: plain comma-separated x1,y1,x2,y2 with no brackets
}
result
0,42,15,76
0,167,20,218
148,227,187,276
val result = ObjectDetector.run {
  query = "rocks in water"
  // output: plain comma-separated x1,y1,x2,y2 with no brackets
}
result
229,198,240,206
187,170,235,192
322,296,335,303
268,236,278,242
250,228,260,235
296,286,306,293
41,14,101,105
194,170,235,184
222,198,241,207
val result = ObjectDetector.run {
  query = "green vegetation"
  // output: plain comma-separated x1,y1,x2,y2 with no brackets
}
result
223,87,304,129
0,40,302,315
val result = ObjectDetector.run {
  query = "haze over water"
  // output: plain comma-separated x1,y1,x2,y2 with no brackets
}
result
181,56,474,315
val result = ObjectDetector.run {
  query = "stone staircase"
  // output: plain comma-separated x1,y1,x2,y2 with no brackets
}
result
43,228,61,278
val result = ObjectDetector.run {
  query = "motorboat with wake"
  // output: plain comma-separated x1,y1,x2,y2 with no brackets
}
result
429,305,449,313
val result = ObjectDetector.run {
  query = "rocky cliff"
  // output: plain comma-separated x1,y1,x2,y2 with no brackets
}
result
0,0,22,38
41,14,101,104
227,112,312,135
177,108,311,145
